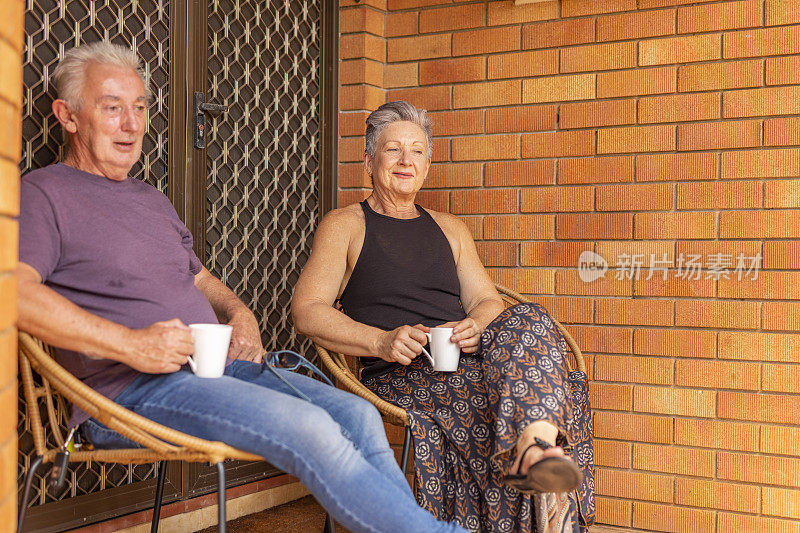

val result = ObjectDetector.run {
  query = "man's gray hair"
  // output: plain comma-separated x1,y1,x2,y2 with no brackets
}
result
365,101,432,159
52,41,150,110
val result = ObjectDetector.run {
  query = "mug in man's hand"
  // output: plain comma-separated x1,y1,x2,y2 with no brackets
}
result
187,323,232,378
420,327,460,372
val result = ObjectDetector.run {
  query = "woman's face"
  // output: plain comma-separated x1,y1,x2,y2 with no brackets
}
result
365,120,430,198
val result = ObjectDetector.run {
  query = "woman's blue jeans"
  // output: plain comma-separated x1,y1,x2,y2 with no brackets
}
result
81,360,465,533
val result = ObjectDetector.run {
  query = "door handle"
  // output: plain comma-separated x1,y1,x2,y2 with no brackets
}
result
193,92,229,149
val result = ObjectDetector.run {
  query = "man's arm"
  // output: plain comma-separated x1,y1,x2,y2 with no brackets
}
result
16,262,194,373
193,267,263,362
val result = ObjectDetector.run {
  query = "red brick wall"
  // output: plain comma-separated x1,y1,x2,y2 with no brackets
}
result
0,1,22,531
339,0,800,530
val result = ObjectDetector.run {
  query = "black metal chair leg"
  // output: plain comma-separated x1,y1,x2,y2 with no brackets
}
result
150,460,168,533
17,455,44,533
323,512,336,533
216,462,226,533
400,426,412,474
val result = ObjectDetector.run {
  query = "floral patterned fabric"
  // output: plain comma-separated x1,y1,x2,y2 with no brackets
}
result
363,303,594,533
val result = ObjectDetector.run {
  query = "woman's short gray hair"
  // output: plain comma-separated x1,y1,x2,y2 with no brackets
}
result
365,101,432,159
52,41,150,110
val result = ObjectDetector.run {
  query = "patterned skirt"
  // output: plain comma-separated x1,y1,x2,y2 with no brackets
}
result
363,303,595,533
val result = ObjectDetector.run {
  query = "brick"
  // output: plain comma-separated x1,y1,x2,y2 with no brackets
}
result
561,42,636,73
598,125,675,154
633,502,715,533
766,55,800,85
634,274,715,298
596,183,673,211
485,214,553,240
475,241,516,267
556,271,633,297
522,74,595,104
721,210,800,237
419,3,485,33
558,156,633,185
640,34,720,66
763,363,800,393
676,240,761,260
339,84,385,111
419,57,483,86
485,160,554,186
677,300,759,329
343,0,386,9
597,9,675,42
521,130,593,159
634,443,714,477
556,213,632,240
598,241,674,267
595,299,673,327
718,513,800,533
720,391,800,425
488,268,555,295
595,439,632,468
423,163,482,189
562,0,637,17
764,487,800,520
595,497,631,528
522,18,595,50
560,100,635,129
598,67,675,98
719,451,800,487
765,241,800,270
675,418,759,452
589,382,632,410
339,136,367,162
458,216,482,240
720,271,800,300
383,62,417,88
0,102,20,163
637,152,717,182
452,26,520,56
638,92,719,124
340,58,384,86
677,180,761,210
763,301,800,330
338,163,370,188
679,0,762,33
385,12,418,38
634,212,716,239
387,85,450,111
486,105,557,134
679,59,762,93
387,34,450,62
720,331,800,363
429,110,483,137
488,50,558,80
634,385,716,417
594,354,673,385
724,25,800,58
337,189,370,207
595,468,673,502
451,135,518,161
766,117,800,147
726,86,800,119
676,359,760,390
340,33,386,62
414,189,449,211
339,112,368,137
529,296,593,324
520,242,586,267
487,0,558,25
453,80,520,109
766,0,800,25
451,189,517,215
762,425,800,456
520,186,593,213
569,325,632,352
723,149,800,180
677,478,760,513
340,6,385,35
387,0,438,9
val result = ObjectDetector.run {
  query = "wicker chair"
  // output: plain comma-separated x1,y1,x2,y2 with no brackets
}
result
314,283,587,475
17,332,337,533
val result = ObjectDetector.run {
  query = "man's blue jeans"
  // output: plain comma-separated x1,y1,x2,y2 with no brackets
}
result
81,360,465,533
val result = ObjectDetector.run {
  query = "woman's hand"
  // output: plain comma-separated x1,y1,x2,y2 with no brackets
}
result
439,318,482,353
375,324,429,365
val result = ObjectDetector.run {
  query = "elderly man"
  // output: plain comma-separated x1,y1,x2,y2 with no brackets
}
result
17,41,465,533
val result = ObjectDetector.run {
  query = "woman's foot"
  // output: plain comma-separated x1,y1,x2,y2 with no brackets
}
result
504,421,582,493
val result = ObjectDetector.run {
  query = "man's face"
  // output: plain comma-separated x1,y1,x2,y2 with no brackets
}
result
65,62,147,181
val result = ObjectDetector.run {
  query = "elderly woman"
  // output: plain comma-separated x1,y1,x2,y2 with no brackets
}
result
292,101,593,533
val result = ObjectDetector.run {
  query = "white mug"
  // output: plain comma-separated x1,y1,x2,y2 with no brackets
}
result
420,327,460,372
187,323,232,378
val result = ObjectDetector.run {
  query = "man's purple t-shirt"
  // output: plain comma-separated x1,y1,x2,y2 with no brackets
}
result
18,163,219,426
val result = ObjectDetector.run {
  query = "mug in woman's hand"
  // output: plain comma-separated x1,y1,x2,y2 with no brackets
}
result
420,327,460,372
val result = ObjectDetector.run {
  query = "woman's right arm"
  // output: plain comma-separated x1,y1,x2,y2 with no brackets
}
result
291,209,427,365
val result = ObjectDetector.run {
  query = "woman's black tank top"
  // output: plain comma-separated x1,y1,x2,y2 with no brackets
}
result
339,200,466,380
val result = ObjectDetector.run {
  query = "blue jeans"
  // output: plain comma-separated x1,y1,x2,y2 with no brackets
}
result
81,360,465,533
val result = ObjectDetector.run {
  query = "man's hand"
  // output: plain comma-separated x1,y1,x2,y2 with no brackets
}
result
124,319,194,373
375,324,429,366
439,317,481,353
227,310,264,363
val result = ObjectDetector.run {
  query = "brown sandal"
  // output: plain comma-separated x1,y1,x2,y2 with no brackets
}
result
503,437,582,493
